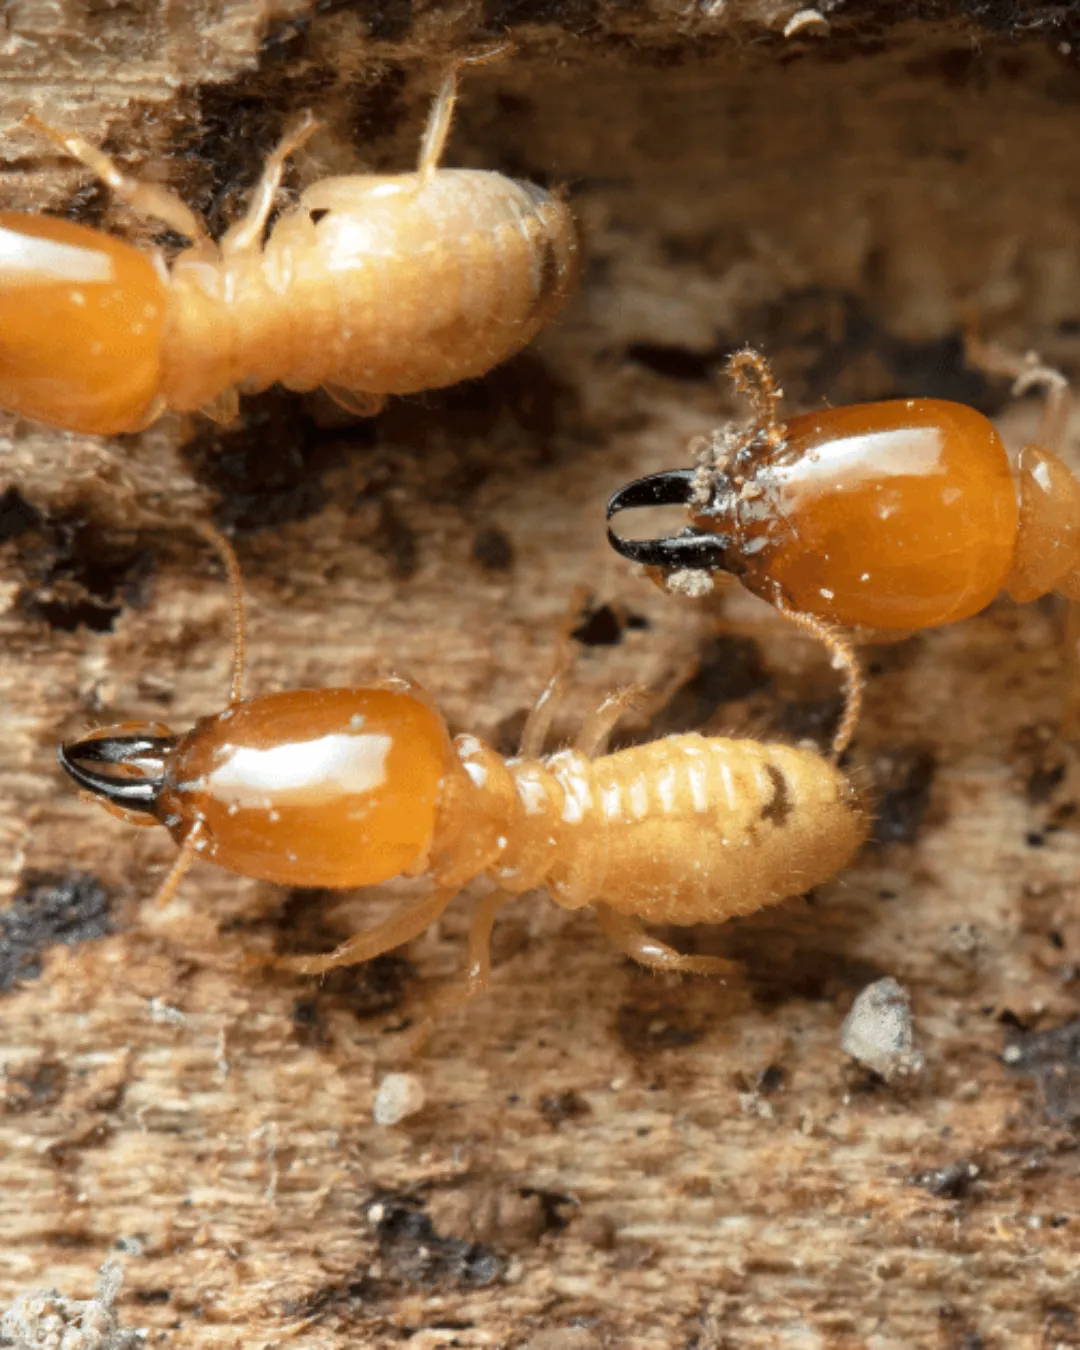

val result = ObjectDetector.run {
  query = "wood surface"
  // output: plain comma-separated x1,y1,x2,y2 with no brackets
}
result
3,2,1080,1346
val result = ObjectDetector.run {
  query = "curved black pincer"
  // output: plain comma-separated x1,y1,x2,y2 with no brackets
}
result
605,469,733,571
58,734,175,813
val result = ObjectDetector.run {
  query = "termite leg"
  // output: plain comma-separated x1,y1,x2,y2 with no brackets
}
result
406,888,514,1053
21,112,211,247
198,386,241,427
964,327,1072,454
519,660,569,758
593,903,738,979
773,597,863,759
271,886,459,977
456,887,511,1002
321,385,386,419
219,110,320,257
519,585,590,757
581,644,708,755
416,45,512,182
575,687,650,758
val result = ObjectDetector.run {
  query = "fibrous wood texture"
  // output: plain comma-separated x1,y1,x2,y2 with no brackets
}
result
4,2,1080,1346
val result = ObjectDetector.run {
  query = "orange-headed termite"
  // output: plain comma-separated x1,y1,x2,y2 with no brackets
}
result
58,527,868,1008
607,341,1080,731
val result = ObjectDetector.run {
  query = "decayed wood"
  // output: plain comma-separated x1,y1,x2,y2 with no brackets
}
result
4,2,1080,1346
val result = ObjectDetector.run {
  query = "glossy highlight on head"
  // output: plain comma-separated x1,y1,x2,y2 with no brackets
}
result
157,687,454,888
0,212,166,434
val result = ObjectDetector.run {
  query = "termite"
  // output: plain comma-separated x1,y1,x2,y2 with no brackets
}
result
57,527,868,1006
606,341,1079,723
2,49,579,436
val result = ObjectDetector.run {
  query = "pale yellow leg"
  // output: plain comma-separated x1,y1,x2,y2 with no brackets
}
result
519,661,569,758
416,46,512,181
198,387,241,427
271,886,458,976
594,903,737,979
524,591,700,761
773,598,863,759
575,646,711,756
219,111,320,256
575,687,650,758
321,385,386,419
432,888,512,1012
403,888,515,1053
964,328,1073,455
519,585,589,757
22,112,210,245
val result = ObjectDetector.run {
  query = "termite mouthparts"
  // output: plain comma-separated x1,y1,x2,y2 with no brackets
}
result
58,732,172,810
605,469,734,570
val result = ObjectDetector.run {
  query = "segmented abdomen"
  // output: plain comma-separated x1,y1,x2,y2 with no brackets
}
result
161,170,578,415
542,735,866,925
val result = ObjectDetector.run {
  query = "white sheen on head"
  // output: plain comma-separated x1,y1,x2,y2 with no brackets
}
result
0,226,115,283
206,732,392,806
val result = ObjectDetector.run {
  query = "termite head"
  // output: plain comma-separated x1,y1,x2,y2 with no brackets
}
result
61,689,458,890
58,722,177,827
0,213,168,435
605,468,737,575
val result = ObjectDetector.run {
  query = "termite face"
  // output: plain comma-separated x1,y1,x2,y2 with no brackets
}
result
0,212,166,434
706,400,1019,631
61,687,455,889
609,397,1020,632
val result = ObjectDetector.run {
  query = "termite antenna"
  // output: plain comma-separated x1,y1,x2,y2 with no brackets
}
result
192,522,246,706
152,821,205,908
726,347,787,456
773,598,864,760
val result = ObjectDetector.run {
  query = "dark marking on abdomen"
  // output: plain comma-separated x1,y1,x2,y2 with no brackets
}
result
760,762,793,827
528,232,562,320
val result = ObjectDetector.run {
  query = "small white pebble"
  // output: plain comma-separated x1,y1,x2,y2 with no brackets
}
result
372,1072,426,1127
840,977,925,1083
